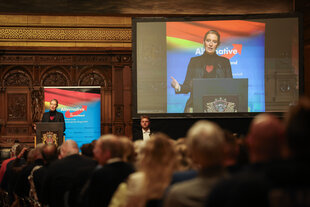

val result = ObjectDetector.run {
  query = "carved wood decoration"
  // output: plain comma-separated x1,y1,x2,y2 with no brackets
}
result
3,68,32,88
7,93,28,122
42,72,68,86
31,88,44,123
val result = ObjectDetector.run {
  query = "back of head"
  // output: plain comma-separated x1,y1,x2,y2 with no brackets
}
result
119,136,135,163
59,140,79,159
285,97,310,160
140,133,176,170
187,120,225,168
42,144,58,164
139,133,177,199
247,113,285,163
11,143,22,157
80,143,95,158
174,137,193,171
223,130,239,167
98,134,123,159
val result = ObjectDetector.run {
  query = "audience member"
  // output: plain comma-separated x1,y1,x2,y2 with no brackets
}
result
14,144,45,199
125,133,177,207
0,144,22,184
67,141,98,207
174,138,193,171
81,134,134,207
206,113,286,207
169,138,198,186
264,97,310,206
119,136,136,164
80,142,95,158
32,144,58,203
164,120,227,207
41,140,96,207
222,130,243,174
1,145,28,204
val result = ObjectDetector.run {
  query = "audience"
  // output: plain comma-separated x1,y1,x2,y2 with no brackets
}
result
164,120,228,207
1,97,310,207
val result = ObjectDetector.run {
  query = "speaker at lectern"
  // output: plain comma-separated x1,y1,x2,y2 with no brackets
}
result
193,78,248,113
35,122,64,146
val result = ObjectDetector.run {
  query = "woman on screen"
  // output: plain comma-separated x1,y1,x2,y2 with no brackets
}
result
171,30,233,112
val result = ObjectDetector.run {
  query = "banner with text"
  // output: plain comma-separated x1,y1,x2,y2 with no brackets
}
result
44,87,101,148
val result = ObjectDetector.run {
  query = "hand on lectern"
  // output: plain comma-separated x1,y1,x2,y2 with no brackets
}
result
171,76,180,91
33,123,36,130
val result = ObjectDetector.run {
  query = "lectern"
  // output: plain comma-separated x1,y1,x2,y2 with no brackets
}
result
35,122,64,146
193,78,248,112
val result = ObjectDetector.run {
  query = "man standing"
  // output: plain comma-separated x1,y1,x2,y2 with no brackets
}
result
41,99,65,131
132,115,153,141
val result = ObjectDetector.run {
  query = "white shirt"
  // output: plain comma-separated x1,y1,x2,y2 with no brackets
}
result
142,128,151,141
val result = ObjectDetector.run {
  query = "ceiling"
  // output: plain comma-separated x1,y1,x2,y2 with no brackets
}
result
0,0,294,16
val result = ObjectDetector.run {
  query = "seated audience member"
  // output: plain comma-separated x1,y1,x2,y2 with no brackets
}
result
174,138,193,171
132,140,146,168
164,120,228,207
14,144,45,198
0,144,22,184
119,136,136,164
32,144,58,204
82,134,135,207
132,115,153,141
206,113,286,207
170,138,198,186
1,145,28,204
264,97,310,206
80,142,95,158
67,141,98,207
41,140,96,207
222,131,243,174
124,133,177,207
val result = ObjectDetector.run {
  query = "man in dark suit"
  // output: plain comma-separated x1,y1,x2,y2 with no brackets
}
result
41,99,65,131
83,134,135,207
41,140,96,207
132,115,153,141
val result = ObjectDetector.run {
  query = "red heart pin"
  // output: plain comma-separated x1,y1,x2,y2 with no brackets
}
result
206,65,214,73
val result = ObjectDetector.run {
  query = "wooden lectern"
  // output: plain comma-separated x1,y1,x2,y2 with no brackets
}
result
35,122,65,146
193,78,248,112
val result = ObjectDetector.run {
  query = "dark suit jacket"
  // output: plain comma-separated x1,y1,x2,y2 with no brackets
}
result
41,111,66,131
42,154,96,207
132,128,153,141
177,52,232,112
86,161,134,207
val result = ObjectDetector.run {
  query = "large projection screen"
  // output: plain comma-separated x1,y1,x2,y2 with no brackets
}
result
133,14,302,118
